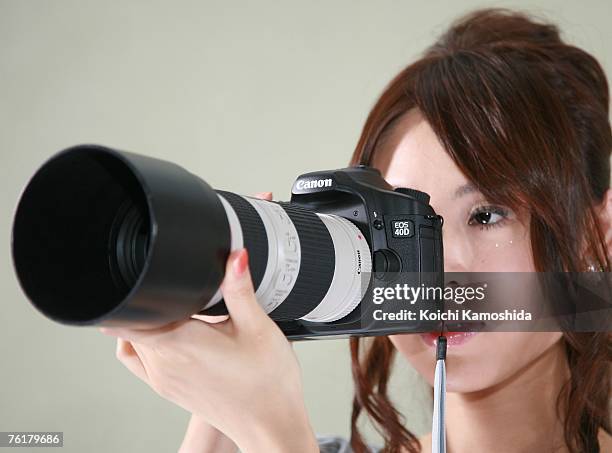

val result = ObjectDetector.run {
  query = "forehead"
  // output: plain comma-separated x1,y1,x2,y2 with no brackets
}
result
371,109,469,200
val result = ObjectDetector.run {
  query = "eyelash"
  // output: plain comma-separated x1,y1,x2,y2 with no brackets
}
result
468,205,510,230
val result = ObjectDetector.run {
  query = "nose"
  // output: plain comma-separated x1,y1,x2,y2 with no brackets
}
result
442,227,473,273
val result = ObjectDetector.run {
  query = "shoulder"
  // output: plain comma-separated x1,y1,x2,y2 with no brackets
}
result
317,435,380,453
318,430,611,451
418,430,610,452
419,430,610,452
317,434,430,453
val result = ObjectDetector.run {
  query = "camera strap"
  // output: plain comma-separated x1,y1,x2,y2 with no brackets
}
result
431,335,447,453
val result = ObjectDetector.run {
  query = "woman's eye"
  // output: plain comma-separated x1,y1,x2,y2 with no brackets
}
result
468,205,509,230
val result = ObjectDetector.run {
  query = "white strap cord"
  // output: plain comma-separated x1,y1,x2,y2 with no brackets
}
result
431,336,447,453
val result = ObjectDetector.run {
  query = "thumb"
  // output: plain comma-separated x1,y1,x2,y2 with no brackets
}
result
220,248,268,327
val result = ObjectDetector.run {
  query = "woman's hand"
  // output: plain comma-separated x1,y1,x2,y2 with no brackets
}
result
101,192,319,453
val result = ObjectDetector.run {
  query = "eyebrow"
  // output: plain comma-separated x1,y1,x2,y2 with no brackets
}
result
453,183,480,199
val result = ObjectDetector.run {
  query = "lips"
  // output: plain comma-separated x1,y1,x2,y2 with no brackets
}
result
420,331,479,347
418,280,489,347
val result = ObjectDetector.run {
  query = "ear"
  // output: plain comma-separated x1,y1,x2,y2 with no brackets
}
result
595,188,612,258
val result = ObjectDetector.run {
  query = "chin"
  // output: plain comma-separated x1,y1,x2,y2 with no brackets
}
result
390,331,564,394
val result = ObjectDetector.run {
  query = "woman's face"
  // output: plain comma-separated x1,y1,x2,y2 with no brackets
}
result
371,109,563,393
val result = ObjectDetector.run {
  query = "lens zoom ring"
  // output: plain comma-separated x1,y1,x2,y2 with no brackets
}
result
269,202,335,321
215,191,268,289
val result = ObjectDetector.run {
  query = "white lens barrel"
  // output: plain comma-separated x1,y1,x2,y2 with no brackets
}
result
203,193,371,322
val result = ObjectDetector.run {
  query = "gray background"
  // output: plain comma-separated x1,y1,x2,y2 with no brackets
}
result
1,1,609,452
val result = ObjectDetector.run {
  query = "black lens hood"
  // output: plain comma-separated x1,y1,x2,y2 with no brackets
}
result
12,144,230,328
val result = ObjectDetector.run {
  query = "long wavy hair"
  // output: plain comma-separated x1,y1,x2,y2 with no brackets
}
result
347,9,611,453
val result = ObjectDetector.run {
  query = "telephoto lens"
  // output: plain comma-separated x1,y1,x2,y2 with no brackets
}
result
12,145,372,328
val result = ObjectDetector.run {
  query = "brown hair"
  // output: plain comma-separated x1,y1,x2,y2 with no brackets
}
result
348,8,611,453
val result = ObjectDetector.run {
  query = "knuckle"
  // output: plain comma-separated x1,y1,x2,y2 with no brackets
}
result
115,341,128,360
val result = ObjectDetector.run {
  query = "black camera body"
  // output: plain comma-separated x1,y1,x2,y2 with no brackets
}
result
264,165,444,339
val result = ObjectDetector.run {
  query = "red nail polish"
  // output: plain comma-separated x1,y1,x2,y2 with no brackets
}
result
233,249,249,276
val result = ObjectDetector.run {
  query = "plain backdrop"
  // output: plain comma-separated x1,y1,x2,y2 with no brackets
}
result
1,1,610,452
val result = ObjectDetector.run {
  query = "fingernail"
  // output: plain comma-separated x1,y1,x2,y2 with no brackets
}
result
233,248,249,276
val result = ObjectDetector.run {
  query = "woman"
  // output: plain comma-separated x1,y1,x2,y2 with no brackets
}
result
100,8,612,453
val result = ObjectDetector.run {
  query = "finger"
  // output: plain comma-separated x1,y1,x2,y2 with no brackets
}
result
115,338,149,383
190,314,230,324
220,248,268,327
101,317,224,348
253,191,273,201
99,321,186,345
191,313,235,336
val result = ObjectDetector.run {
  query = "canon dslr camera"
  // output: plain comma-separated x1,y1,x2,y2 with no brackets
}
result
12,145,443,339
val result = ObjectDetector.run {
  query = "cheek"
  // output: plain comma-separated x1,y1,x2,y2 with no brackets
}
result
470,228,534,272
444,216,534,273
447,332,563,393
